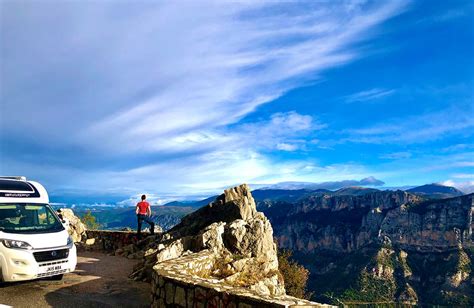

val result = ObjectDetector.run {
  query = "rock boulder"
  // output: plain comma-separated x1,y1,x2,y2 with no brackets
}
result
57,208,86,242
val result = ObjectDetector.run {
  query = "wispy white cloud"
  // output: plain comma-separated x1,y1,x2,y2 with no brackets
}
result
276,143,299,152
345,105,474,144
1,1,408,195
432,9,468,22
380,151,412,160
440,180,474,194
441,143,474,153
455,162,474,168
416,152,474,172
236,111,326,152
451,173,474,179
118,111,324,155
417,8,471,24
343,88,396,103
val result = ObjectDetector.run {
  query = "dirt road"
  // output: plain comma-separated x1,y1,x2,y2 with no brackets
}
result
0,251,150,308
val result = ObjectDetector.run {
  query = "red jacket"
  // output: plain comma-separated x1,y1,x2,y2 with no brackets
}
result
137,201,150,215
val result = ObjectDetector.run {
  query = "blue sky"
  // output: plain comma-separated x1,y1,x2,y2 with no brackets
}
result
1,0,473,204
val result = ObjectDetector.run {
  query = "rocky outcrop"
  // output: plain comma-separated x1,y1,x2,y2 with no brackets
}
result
129,184,285,297
58,208,86,242
169,184,257,238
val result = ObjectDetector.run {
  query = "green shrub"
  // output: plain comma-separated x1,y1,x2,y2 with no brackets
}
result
278,249,312,299
82,210,100,230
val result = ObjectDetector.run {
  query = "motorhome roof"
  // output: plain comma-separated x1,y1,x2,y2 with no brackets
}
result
0,177,47,202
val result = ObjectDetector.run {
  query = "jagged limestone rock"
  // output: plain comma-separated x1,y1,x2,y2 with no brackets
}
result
58,208,86,242
198,222,226,250
156,239,185,263
223,214,278,268
168,184,257,237
223,184,257,221
129,184,285,296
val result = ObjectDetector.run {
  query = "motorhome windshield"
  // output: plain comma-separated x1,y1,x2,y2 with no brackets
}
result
0,203,64,234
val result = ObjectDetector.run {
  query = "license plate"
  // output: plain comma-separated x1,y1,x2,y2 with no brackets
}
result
46,265,63,272
38,264,64,275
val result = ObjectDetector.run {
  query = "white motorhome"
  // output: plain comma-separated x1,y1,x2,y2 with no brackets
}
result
0,176,77,282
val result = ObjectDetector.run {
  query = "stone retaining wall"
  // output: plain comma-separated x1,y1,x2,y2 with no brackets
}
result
151,250,331,308
84,230,143,251
152,273,317,308
151,272,330,308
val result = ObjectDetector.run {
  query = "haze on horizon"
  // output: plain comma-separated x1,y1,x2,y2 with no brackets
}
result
1,0,473,205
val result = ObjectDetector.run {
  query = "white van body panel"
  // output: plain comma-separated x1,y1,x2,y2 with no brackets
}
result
0,237,77,282
0,229,69,249
0,177,77,282
0,180,49,204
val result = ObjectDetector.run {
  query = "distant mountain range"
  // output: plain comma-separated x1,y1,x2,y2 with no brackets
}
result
50,179,470,211
255,179,470,194
250,183,466,204
406,183,464,199
252,176,385,190
57,182,469,232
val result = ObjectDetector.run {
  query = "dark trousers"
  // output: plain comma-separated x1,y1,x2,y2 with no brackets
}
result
137,214,155,236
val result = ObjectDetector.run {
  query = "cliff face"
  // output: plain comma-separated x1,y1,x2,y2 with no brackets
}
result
259,191,474,305
263,191,421,253
381,195,473,251
263,191,473,253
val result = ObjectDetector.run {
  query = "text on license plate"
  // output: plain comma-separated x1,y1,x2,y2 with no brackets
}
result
46,265,62,272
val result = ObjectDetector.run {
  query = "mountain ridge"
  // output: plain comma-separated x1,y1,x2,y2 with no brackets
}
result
406,183,464,199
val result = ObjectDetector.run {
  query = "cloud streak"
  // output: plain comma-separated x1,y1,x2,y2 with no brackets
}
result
380,151,412,160
344,104,474,144
343,88,396,103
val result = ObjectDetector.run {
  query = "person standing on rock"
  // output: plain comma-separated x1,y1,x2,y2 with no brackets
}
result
136,194,155,238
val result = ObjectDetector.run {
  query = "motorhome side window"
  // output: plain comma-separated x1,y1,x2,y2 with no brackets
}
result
0,204,64,233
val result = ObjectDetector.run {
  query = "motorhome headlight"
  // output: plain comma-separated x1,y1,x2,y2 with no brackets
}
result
1,239,33,250
67,236,74,248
